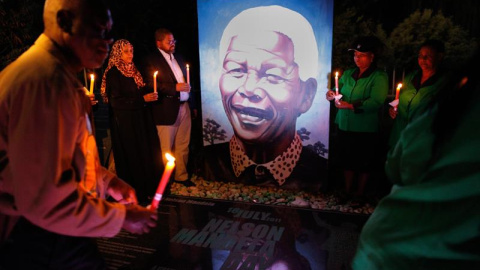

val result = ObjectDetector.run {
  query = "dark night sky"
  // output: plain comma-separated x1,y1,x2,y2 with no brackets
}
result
2,0,479,73
104,0,480,66
102,0,480,89
335,0,480,35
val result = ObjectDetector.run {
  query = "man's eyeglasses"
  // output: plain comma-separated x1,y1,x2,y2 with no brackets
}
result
166,39,177,45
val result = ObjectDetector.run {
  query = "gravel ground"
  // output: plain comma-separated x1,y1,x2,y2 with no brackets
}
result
169,175,377,215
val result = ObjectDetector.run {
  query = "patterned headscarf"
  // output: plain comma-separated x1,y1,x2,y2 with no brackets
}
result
100,39,145,103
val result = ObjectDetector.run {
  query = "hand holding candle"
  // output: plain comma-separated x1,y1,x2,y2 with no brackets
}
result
153,71,158,93
150,153,175,210
89,74,95,95
186,64,190,85
389,83,403,111
333,71,343,103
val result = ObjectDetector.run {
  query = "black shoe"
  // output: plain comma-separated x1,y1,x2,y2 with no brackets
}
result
174,179,195,187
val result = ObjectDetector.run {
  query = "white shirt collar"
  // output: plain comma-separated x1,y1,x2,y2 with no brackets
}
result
158,48,172,61
157,48,188,102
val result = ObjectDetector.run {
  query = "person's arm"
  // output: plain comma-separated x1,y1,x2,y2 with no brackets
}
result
142,54,177,97
94,142,158,235
128,62,158,103
409,79,444,121
138,77,158,103
158,72,180,96
389,106,398,119
335,100,355,110
107,68,145,108
355,71,389,112
9,76,126,237
334,71,355,109
325,90,336,101
173,56,191,94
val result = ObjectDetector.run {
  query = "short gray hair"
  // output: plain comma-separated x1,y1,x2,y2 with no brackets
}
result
219,5,318,81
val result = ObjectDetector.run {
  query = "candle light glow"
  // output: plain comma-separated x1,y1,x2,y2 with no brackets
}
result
394,83,403,111
89,74,95,95
153,71,158,93
150,153,175,210
395,83,402,100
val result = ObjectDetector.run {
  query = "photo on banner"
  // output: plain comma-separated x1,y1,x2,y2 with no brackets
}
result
198,0,333,192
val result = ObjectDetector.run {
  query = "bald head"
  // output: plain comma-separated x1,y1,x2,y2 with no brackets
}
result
42,0,113,70
43,0,72,32
43,0,110,36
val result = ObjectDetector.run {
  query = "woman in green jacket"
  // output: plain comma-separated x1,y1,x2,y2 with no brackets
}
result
388,39,446,147
326,36,388,202
353,47,480,270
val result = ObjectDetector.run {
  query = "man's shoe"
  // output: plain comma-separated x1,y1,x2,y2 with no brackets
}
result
174,179,196,187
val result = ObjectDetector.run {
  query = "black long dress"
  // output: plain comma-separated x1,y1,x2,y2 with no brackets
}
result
106,67,163,203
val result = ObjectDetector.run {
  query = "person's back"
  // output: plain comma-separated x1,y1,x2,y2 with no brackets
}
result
0,0,157,268
352,49,480,269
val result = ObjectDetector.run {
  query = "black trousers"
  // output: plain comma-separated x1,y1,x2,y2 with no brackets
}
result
0,218,105,270
337,129,379,172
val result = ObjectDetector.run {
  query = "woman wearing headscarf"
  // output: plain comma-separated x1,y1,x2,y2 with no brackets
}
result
101,39,162,203
388,39,446,148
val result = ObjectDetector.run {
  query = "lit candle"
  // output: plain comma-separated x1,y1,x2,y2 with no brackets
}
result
89,74,95,95
335,71,339,95
186,64,190,85
394,83,402,111
151,153,175,210
395,83,402,100
153,71,158,93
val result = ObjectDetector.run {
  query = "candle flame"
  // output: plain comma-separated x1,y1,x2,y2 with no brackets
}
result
154,71,158,77
335,71,338,78
397,83,402,90
165,153,175,162
459,76,468,88
90,74,95,80
186,64,189,69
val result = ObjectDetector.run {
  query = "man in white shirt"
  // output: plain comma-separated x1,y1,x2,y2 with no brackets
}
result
142,28,195,187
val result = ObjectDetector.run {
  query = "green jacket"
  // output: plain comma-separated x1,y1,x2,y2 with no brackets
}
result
352,101,480,269
335,67,388,132
389,69,446,147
